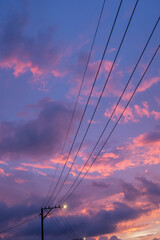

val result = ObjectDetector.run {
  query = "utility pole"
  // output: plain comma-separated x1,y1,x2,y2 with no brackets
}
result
40,205,67,240
41,207,44,240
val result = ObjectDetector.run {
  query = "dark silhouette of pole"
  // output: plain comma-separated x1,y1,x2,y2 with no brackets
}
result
41,208,44,240
40,205,62,240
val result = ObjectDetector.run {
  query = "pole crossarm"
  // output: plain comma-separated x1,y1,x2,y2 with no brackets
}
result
42,205,61,219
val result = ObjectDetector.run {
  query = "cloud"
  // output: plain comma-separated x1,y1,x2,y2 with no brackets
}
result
134,128,160,146
99,236,121,240
0,10,65,83
121,177,160,207
104,104,136,123
84,126,160,178
120,181,141,202
137,77,160,93
0,201,38,228
138,177,160,205
99,236,109,240
134,102,160,120
121,77,160,100
68,58,113,101
3,200,146,240
0,97,79,161
104,101,160,125
110,236,121,240
92,181,110,189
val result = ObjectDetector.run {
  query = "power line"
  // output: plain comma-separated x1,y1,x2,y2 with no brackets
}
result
44,0,106,207
50,215,71,239
57,209,80,239
50,211,77,239
0,214,39,234
59,44,160,204
49,0,124,206
56,17,160,205
52,0,139,205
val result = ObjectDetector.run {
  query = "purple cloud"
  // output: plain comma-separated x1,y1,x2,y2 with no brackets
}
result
121,181,141,202
0,10,64,80
99,237,109,240
92,181,110,189
134,127,160,146
138,177,160,205
110,236,121,240
0,98,79,161
121,178,160,207
61,201,147,239
0,201,38,230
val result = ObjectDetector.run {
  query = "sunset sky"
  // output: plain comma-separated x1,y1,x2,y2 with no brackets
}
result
0,0,160,239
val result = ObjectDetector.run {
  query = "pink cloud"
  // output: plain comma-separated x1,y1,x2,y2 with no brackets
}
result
0,168,10,176
0,11,66,84
14,178,28,184
0,168,5,175
134,129,160,146
68,59,113,100
134,101,150,118
0,160,8,165
13,166,28,171
151,110,160,120
104,101,160,124
137,77,160,93
81,127,160,178
22,162,55,170
108,48,116,53
104,104,137,123
135,102,160,120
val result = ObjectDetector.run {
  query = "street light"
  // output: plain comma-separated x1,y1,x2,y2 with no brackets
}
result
63,204,67,209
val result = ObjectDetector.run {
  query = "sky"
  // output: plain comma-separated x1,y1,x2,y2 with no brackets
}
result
0,0,160,239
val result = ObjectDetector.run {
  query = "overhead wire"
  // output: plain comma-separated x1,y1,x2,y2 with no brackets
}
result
50,215,71,239
48,0,124,206
57,209,80,239
0,214,39,234
52,0,139,205
50,209,77,239
59,44,160,205
56,16,160,204
43,0,106,207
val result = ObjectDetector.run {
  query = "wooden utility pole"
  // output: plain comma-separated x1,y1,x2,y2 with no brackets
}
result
40,205,61,240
